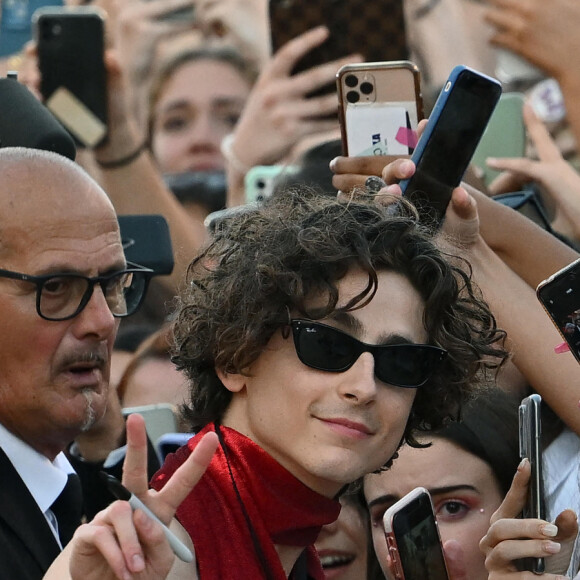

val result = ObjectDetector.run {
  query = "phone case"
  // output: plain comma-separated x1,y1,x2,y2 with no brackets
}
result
122,404,178,447
336,61,423,156
34,6,108,148
269,0,408,81
519,394,545,574
244,165,299,204
400,65,502,227
537,258,580,364
471,92,526,188
383,487,450,580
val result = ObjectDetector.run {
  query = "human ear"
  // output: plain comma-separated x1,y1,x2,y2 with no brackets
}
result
216,368,246,393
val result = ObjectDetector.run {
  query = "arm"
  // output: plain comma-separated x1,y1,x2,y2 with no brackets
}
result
93,51,209,292
442,188,580,436
330,154,580,288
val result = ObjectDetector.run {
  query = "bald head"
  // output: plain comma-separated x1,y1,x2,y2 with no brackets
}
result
0,148,119,258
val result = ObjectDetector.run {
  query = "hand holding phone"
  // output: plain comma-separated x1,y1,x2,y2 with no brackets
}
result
518,393,545,574
400,65,502,227
383,487,450,580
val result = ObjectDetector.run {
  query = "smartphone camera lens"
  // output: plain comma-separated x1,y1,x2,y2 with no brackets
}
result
345,74,358,88
360,81,374,95
346,90,360,103
256,179,265,189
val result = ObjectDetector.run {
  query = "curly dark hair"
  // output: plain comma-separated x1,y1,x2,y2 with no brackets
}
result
172,189,508,453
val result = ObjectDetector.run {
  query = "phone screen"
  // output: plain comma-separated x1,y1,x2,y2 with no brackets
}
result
403,67,502,225
537,258,580,363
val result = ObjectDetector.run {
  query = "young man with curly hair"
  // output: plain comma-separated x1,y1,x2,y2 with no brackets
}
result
48,188,507,580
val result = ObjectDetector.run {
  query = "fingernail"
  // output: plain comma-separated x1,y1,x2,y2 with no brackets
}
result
329,157,337,170
486,157,498,166
380,184,401,196
400,160,414,176
132,554,145,571
544,540,561,554
541,523,558,537
518,458,528,470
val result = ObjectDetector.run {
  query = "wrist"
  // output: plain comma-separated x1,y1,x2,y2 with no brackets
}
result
221,133,252,177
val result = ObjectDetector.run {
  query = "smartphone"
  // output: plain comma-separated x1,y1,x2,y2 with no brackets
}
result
336,61,423,157
118,214,174,276
34,6,108,148
519,393,545,575
156,432,192,461
269,0,408,99
537,258,580,364
383,487,450,580
244,165,299,204
400,65,502,227
122,403,178,447
471,92,527,188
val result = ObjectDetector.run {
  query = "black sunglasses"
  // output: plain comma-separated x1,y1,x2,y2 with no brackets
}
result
291,319,447,388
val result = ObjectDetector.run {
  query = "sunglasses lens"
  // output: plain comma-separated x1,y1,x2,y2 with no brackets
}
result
375,345,444,387
294,323,357,371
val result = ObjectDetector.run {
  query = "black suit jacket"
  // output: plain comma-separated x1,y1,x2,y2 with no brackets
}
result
0,448,61,580
0,439,161,579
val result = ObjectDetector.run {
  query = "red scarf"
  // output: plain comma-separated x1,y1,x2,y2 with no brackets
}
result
151,423,340,579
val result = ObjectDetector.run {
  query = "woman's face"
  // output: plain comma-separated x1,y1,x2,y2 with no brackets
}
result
363,437,504,580
314,496,369,580
151,58,251,173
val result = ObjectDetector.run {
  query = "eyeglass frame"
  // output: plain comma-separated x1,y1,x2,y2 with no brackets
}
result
0,261,153,321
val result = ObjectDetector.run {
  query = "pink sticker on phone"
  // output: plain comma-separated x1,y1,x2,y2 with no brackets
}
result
554,341,570,354
396,127,418,149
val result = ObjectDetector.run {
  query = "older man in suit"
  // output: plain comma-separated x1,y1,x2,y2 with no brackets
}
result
0,148,152,579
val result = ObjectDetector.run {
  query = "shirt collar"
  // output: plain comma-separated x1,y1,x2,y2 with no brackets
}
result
0,421,75,513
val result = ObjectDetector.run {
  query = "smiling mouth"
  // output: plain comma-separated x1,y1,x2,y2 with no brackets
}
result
319,553,356,570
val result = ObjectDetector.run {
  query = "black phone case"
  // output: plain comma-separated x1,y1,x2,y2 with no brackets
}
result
35,7,108,147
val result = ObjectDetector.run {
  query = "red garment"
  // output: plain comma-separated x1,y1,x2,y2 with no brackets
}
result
151,423,340,579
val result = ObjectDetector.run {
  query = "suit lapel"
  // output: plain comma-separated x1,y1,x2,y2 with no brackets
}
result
0,447,61,572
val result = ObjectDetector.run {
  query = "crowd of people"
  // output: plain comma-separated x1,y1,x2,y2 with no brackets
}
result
1,0,580,579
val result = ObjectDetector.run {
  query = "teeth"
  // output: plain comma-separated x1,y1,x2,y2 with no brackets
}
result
319,554,355,569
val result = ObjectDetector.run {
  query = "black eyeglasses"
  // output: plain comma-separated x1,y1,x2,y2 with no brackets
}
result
291,319,447,388
0,262,153,321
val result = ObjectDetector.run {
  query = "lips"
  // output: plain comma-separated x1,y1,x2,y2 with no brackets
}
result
319,417,374,437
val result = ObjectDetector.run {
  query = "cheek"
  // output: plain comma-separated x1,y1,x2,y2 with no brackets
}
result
438,519,490,563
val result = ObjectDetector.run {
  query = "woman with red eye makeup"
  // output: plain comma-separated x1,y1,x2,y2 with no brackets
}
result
362,388,521,580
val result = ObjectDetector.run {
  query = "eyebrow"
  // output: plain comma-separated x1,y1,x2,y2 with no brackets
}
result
159,96,246,116
328,310,418,345
367,485,480,509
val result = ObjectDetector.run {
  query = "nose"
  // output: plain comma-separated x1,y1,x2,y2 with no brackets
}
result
71,284,117,340
187,110,220,152
338,352,378,405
